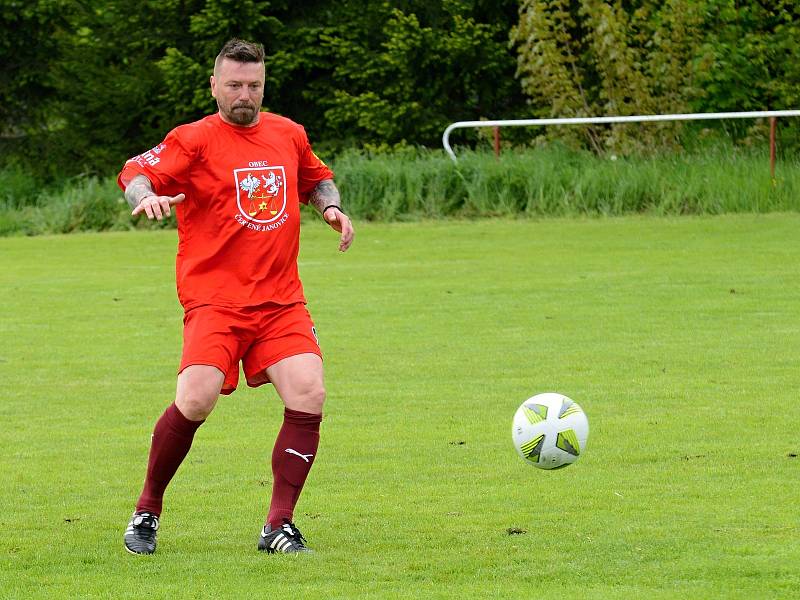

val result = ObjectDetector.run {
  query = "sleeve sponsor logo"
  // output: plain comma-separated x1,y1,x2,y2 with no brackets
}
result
128,143,167,168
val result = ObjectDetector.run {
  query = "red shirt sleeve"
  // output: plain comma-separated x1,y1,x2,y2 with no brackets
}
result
116,128,196,194
296,128,334,205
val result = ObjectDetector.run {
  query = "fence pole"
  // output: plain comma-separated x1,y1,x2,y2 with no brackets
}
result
493,126,500,159
769,117,777,180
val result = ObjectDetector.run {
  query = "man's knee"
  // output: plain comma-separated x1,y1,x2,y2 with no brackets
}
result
308,383,326,412
291,380,325,414
266,353,326,414
175,365,224,421
175,390,217,421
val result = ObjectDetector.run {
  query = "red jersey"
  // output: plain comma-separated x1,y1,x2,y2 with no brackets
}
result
117,112,333,311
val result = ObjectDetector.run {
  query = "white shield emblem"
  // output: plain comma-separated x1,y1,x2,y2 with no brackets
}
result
233,166,287,224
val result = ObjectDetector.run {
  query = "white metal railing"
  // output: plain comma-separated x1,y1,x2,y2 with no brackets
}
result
442,110,800,163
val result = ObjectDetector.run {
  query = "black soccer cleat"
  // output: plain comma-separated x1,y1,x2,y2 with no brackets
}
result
258,521,313,554
124,511,159,555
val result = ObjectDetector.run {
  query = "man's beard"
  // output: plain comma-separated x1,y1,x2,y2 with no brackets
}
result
221,101,258,125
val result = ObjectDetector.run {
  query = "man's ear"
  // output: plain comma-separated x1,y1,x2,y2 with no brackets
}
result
210,75,217,98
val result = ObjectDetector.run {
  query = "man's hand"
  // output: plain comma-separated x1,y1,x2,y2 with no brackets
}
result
308,179,353,252
132,193,186,220
323,206,354,252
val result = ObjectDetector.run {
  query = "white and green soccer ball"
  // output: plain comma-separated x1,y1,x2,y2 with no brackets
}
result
512,392,589,469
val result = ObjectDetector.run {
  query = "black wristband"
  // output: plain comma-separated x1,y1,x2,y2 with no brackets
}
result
322,204,345,215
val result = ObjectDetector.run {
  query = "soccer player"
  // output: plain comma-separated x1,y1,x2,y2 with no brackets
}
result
118,38,354,555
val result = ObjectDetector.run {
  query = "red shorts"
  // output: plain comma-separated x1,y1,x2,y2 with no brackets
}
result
179,302,321,395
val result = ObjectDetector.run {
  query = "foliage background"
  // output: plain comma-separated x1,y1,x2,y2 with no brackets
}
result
511,0,800,153
0,0,525,178
1,0,799,183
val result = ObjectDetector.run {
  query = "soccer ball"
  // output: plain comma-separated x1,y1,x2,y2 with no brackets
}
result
512,392,589,469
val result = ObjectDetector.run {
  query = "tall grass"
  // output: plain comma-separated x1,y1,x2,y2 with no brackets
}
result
0,175,170,236
1,144,797,235
336,144,799,219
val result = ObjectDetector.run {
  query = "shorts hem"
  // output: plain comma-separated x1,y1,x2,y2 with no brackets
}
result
178,360,237,395
177,360,228,375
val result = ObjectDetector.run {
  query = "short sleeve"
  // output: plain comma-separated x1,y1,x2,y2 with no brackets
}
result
117,128,195,194
296,128,334,204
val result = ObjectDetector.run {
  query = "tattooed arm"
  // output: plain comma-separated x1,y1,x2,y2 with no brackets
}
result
308,179,341,214
124,174,156,210
124,174,186,221
309,179,354,252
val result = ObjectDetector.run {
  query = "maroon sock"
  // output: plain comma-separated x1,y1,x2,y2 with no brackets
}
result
267,408,322,529
135,403,204,516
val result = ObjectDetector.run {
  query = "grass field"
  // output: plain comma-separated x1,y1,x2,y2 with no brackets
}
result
1,215,799,599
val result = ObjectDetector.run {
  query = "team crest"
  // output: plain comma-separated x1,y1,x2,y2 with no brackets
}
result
234,166,287,223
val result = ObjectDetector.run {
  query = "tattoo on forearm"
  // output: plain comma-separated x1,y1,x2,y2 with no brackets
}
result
124,175,155,210
309,179,340,213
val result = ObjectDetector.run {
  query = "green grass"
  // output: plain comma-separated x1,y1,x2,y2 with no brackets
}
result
1,215,799,598
2,145,799,235
331,145,800,218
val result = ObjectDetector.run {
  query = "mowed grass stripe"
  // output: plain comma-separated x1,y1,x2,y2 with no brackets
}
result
0,215,798,599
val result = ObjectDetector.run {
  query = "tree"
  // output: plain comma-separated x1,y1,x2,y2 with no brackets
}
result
512,0,705,153
317,0,526,149
0,0,68,161
155,0,526,151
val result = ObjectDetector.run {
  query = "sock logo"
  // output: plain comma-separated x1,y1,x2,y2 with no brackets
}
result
285,448,314,462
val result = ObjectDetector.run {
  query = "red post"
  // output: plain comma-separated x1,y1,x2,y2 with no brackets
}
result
493,126,500,159
769,117,777,180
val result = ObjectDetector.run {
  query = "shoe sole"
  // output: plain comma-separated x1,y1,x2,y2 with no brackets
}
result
124,542,155,555
257,545,313,554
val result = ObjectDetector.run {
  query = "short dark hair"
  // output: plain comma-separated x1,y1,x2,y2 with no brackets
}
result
215,38,265,69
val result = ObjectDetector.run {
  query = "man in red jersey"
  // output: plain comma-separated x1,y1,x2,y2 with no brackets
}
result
118,38,354,555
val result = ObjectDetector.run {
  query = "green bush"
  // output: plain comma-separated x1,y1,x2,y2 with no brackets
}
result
0,175,169,236
1,145,797,236
334,145,800,219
